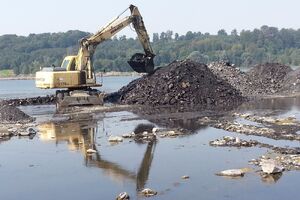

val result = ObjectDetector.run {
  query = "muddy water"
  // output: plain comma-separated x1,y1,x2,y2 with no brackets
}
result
1,80,300,199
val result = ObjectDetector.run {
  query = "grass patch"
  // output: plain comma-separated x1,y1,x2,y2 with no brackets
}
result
0,69,15,77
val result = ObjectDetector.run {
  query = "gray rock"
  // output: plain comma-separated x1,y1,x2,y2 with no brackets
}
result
260,159,284,174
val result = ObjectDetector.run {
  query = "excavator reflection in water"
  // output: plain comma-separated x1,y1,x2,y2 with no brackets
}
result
38,120,156,191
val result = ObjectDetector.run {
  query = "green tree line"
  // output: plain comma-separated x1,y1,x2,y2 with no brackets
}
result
0,25,300,75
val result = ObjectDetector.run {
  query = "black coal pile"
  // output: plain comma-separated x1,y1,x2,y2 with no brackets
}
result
0,103,33,123
107,60,245,110
247,63,292,95
207,61,257,97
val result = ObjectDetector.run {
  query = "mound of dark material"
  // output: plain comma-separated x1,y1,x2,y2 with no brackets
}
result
0,104,33,123
208,61,257,97
108,60,245,110
247,63,292,95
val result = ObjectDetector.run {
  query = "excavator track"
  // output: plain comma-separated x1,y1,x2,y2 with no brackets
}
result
55,89,104,110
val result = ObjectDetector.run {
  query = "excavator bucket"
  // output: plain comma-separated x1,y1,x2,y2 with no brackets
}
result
128,53,154,73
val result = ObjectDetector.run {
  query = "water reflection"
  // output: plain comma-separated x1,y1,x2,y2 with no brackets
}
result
130,96,300,133
38,120,155,191
131,107,213,133
261,173,283,185
239,96,300,111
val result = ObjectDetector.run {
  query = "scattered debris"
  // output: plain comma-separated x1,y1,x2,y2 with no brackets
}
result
158,130,183,138
250,153,300,171
234,113,300,126
0,123,38,140
116,192,130,200
140,188,157,197
214,122,276,137
213,120,300,141
209,136,258,147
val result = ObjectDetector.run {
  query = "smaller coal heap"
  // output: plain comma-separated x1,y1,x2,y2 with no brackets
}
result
0,104,33,123
108,60,245,109
247,63,292,94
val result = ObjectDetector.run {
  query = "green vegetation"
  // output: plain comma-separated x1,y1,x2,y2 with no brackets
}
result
0,69,15,77
0,25,300,75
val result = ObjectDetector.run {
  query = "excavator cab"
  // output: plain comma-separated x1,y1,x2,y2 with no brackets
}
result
128,53,155,73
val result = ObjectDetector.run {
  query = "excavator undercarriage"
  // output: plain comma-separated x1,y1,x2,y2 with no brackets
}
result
55,88,104,110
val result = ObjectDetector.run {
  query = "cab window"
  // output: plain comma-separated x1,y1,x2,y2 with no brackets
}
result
61,60,70,69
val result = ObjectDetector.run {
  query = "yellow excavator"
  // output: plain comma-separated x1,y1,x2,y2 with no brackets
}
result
35,4,155,109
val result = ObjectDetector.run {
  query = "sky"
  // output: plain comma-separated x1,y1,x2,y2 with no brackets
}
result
0,0,300,37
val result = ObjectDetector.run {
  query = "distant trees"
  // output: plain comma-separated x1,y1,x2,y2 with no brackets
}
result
1,26,300,75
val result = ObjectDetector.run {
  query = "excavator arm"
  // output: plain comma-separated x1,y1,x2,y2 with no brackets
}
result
77,4,155,79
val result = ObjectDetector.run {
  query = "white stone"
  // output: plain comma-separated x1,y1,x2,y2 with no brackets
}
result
152,127,158,133
86,149,97,154
108,136,123,142
19,131,30,136
216,169,245,177
142,131,148,136
122,133,133,138
235,137,241,143
224,136,235,141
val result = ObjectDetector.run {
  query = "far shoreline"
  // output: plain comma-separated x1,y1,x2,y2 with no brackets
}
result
0,71,142,80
